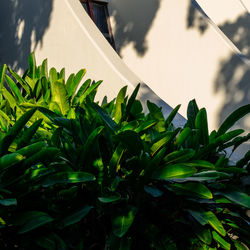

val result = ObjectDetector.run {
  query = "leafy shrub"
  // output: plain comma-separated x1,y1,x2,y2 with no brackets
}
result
0,56,249,249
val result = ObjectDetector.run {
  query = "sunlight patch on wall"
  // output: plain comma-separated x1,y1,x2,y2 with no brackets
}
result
16,19,25,44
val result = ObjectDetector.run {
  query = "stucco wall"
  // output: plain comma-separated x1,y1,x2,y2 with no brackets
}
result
108,0,250,155
109,0,250,135
0,0,185,126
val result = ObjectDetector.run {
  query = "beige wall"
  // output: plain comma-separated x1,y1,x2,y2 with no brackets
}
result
109,0,250,136
0,0,248,154
0,0,185,125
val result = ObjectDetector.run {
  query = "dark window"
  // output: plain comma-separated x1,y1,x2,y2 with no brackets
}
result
80,0,116,50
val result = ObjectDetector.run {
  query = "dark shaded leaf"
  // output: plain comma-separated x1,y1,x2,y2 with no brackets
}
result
42,172,95,187
217,104,250,136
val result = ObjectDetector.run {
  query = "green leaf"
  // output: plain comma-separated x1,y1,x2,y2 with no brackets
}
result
0,198,17,206
183,160,214,169
109,143,124,177
37,106,61,122
194,226,212,245
170,182,213,199
144,186,163,197
193,170,230,179
42,172,95,187
195,108,209,145
126,83,140,117
72,79,91,105
59,206,93,228
19,211,54,234
197,129,245,158
135,120,156,133
15,141,46,157
79,126,104,164
112,207,137,237
51,81,70,115
8,67,31,95
220,191,250,209
150,129,180,156
49,67,58,85
41,58,48,79
17,119,43,148
22,147,60,167
28,52,36,79
0,108,37,155
212,231,230,250
217,104,250,136
114,86,127,123
0,64,7,88
153,164,197,179
147,101,164,121
79,80,102,104
187,99,199,128
66,69,86,97
24,75,36,90
59,68,65,80
163,149,195,165
175,127,191,148
188,210,226,236
92,102,118,132
117,130,143,156
2,87,17,109
98,193,121,203
165,104,181,127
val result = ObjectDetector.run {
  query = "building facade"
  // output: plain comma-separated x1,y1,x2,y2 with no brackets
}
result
0,0,249,154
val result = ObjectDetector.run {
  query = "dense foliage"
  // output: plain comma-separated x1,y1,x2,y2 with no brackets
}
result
0,54,249,249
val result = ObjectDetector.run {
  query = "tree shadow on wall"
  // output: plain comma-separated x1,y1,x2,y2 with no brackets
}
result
110,0,161,57
186,3,250,154
215,13,250,132
186,0,209,35
0,0,53,72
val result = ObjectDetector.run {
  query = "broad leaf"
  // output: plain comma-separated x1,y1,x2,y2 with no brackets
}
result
42,172,95,187
217,104,250,136
0,198,17,206
117,130,143,156
187,99,199,128
188,210,226,236
163,149,195,165
19,211,54,234
112,207,137,237
91,102,118,131
220,191,250,209
170,182,213,199
195,108,209,145
98,193,121,203
28,52,36,79
165,104,181,127
72,79,91,105
0,109,37,155
212,231,230,250
153,164,197,179
66,69,86,97
51,81,70,115
114,86,127,123
59,206,93,228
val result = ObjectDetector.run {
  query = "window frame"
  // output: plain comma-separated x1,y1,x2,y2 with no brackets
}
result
80,0,116,50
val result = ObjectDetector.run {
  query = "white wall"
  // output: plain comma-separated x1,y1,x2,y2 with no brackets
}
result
0,0,185,125
109,0,250,135
108,0,250,156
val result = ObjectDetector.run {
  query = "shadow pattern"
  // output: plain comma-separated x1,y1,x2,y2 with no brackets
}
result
0,0,53,72
215,13,250,130
110,0,161,56
186,0,209,34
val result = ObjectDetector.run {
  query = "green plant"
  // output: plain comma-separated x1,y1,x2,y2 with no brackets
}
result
0,53,101,132
0,57,249,249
